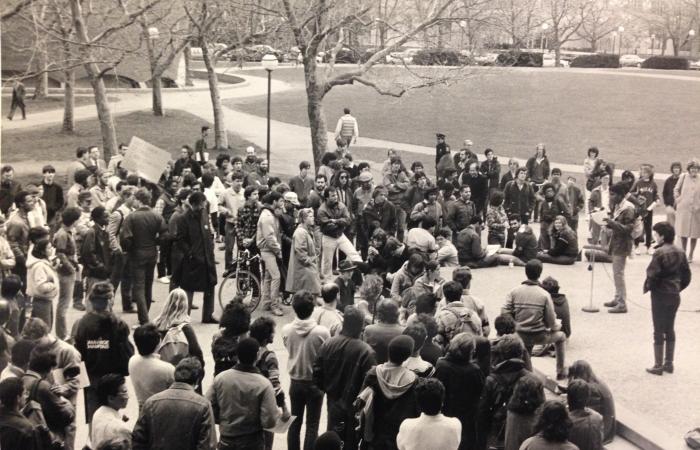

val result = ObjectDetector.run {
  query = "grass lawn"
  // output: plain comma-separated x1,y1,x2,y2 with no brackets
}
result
1,95,118,116
226,67,700,171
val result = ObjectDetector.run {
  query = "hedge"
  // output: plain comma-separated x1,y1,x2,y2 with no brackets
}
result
570,54,620,68
412,48,461,66
496,51,543,67
641,56,690,70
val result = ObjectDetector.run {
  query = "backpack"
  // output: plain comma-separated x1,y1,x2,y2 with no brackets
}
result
23,380,65,450
442,304,480,342
212,333,239,376
156,323,189,365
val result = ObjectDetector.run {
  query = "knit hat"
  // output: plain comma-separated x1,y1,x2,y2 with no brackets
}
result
314,431,343,450
388,335,414,364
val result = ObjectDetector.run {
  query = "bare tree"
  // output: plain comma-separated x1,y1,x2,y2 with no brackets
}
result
490,0,541,49
578,0,619,51
543,0,591,65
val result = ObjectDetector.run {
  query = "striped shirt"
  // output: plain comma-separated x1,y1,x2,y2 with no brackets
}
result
335,114,359,138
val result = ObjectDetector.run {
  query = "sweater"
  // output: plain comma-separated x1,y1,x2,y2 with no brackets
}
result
282,318,330,381
502,281,557,334
396,413,461,450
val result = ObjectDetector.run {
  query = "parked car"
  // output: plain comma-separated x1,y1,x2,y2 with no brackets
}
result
543,52,569,67
619,54,645,67
473,53,499,66
388,48,421,65
233,45,285,62
689,59,700,70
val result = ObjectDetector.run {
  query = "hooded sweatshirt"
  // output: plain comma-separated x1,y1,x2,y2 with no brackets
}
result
26,254,58,300
282,318,330,381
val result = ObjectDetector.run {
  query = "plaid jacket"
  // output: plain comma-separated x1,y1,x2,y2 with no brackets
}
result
235,200,261,248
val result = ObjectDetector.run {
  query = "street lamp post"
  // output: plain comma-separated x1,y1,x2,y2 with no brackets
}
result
618,26,625,55
541,23,549,53
261,54,278,171
690,29,697,59
650,34,655,56
459,20,467,51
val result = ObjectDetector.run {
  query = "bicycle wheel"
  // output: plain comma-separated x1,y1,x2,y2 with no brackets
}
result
217,270,262,312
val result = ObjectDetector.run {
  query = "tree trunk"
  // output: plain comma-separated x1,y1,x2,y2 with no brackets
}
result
590,38,597,52
554,32,561,66
201,39,228,149
152,75,164,116
33,51,49,99
62,69,75,132
306,89,328,171
184,44,194,86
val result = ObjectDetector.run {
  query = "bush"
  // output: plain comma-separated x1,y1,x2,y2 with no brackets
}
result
412,48,461,66
641,56,690,70
570,54,620,68
496,51,543,67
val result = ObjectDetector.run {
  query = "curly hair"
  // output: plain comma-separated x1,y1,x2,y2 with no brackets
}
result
508,375,545,414
359,274,383,301
534,400,573,442
220,299,251,336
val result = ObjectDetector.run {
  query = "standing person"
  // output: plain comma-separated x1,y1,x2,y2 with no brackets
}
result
519,401,578,450
313,306,376,449
566,380,604,450
65,147,91,189
257,191,285,317
312,284,344,336
662,162,682,227
362,187,398,239
170,192,217,323
383,157,410,240
396,378,462,450
318,187,362,280
107,186,135,314
211,300,250,376
219,172,246,274
526,143,550,222
334,108,359,148
26,238,59,329
460,162,489,219
6,191,33,290
289,162,315,206
90,374,131,448
486,190,509,246
435,133,451,175
504,375,545,450
52,207,80,338
194,126,210,166
0,377,38,450
503,168,535,225
66,169,91,209
583,147,599,188
154,178,179,283
90,170,115,209
500,159,520,190
6,80,26,120
87,146,107,172
434,333,484,450
107,143,129,173
128,324,175,409
283,291,331,450
207,338,279,450
643,221,691,375
0,166,22,216
481,149,501,197
434,281,482,349
588,173,611,246
565,176,585,235
363,300,405,363
502,260,567,379
72,282,133,424
132,357,216,450
602,182,636,314
357,335,420,450
673,159,700,261
120,188,168,325
41,165,64,226
153,289,205,373
81,206,112,297
630,164,659,255
287,208,321,296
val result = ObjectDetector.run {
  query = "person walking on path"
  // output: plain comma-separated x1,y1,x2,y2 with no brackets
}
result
673,159,700,262
334,108,359,148
602,182,636,314
643,221,691,376
6,81,26,121
132,357,216,450
120,188,168,325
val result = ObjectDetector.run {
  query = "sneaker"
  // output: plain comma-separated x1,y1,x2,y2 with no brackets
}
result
157,276,170,284
603,300,618,308
73,303,86,311
634,246,641,255
270,306,284,317
608,305,628,314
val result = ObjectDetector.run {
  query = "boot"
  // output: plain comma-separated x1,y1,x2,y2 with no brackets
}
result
646,344,664,376
663,341,675,373
603,300,618,308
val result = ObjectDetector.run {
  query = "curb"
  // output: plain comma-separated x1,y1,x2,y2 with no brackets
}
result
531,363,684,450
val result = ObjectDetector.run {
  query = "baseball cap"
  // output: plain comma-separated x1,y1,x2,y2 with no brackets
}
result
283,191,300,206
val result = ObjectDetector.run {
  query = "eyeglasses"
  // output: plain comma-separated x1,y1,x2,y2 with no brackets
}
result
339,176,348,179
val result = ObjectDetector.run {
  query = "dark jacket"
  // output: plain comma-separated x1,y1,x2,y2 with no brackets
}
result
460,173,489,209
435,356,485,450
42,182,65,223
445,198,476,234
549,228,579,258
643,243,691,297
476,358,530,450
132,382,216,450
481,159,501,191
551,293,572,338
525,157,550,184
503,181,535,218
313,334,375,409
317,201,351,238
0,181,21,215
500,171,517,190
120,206,168,262
539,196,571,225
171,207,217,292
513,229,538,262
662,175,680,207
0,407,37,450
566,184,585,217
606,200,635,256
22,371,75,433
456,226,485,263
73,311,133,383
362,199,397,238
81,224,111,279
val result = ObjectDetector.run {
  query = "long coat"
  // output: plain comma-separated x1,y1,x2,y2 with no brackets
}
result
286,224,321,295
171,207,217,292
674,173,700,238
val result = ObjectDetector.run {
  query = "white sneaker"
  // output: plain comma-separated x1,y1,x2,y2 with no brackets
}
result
634,246,641,255
157,276,170,284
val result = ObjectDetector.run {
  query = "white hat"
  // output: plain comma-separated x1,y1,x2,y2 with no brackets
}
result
464,139,473,146
246,146,255,154
283,191,300,206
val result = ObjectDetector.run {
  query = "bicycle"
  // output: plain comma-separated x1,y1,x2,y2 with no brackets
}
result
218,249,262,312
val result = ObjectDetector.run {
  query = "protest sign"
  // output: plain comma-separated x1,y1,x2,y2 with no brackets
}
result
122,136,171,183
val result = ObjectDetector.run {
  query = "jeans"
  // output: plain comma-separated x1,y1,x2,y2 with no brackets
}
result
327,397,356,449
157,240,172,278
31,298,53,332
519,330,567,375
612,254,627,307
651,293,680,345
219,432,265,450
321,234,361,280
131,257,156,324
8,100,26,119
288,380,324,450
260,251,281,309
55,272,76,339
110,252,133,311
224,222,236,269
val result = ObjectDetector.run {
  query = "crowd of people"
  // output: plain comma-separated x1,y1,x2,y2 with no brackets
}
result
0,121,695,450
